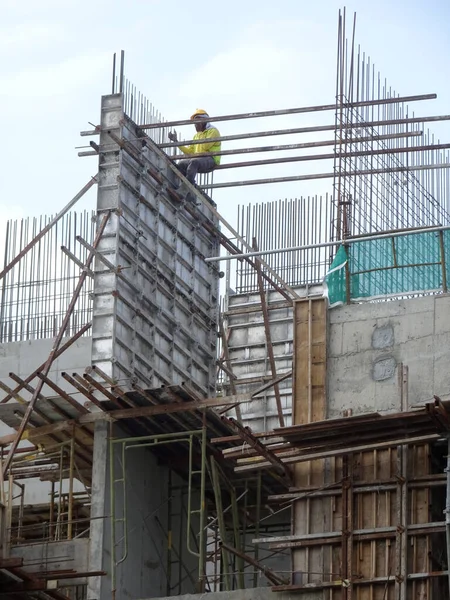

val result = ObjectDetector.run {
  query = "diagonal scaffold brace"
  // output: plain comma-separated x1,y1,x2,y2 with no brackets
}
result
0,175,98,282
253,237,285,427
117,129,301,303
1,210,111,477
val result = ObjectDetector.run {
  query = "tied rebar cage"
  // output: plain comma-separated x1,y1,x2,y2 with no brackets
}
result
0,211,95,343
332,9,450,242
230,13,450,295
235,196,332,294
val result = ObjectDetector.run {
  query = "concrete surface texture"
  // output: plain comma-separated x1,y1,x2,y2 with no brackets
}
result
150,588,322,600
0,336,92,504
0,337,92,402
327,293,450,417
11,539,89,582
88,422,198,600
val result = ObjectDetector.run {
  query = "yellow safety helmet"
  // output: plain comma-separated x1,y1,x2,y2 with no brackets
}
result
190,108,209,120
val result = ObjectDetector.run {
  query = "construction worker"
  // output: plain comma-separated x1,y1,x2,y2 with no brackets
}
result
168,109,221,185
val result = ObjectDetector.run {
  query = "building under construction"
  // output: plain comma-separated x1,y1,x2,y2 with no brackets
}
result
2,10,450,600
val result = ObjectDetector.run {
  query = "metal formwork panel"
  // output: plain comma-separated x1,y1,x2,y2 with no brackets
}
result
91,94,220,396
224,286,323,431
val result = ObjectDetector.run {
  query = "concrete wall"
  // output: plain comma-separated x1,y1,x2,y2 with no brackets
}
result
11,539,89,582
0,336,92,504
328,294,450,417
0,336,91,405
226,290,450,427
88,422,199,600
151,588,322,600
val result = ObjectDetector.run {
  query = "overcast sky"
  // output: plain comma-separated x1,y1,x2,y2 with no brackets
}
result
1,0,449,242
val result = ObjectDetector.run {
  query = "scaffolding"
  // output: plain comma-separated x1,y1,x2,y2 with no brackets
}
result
2,8,450,600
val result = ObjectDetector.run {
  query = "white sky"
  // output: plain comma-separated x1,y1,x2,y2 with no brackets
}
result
0,0,449,237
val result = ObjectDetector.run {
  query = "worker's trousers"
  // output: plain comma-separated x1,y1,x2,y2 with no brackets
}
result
177,156,216,184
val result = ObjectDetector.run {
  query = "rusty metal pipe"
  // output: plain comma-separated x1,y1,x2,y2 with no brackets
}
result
211,141,450,171
0,177,97,282
140,93,437,129
1,212,110,477
159,114,450,150
170,130,423,160
204,161,450,189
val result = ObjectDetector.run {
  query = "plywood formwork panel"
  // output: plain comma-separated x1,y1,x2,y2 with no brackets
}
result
344,448,398,600
292,298,329,587
286,297,445,599
407,444,431,600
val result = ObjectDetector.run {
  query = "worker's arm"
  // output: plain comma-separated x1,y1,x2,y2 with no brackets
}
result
168,131,195,155
178,144,195,155
194,128,220,153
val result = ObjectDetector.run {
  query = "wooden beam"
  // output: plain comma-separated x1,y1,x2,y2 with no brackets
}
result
0,395,252,443
251,371,293,397
234,434,441,473
0,579,46,592
253,238,284,427
0,421,75,446
78,394,251,423
0,557,23,568
40,570,106,579
218,313,242,422
221,542,288,586
225,417,293,487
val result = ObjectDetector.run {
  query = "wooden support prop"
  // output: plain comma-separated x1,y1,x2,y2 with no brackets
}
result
253,238,285,427
218,313,242,422
224,416,293,487
220,541,289,586
234,434,441,473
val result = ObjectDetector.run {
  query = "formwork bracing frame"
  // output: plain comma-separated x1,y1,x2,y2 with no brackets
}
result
3,8,450,599
111,127,300,304
214,400,450,597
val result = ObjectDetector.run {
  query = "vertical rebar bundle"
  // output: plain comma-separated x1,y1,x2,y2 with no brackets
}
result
333,9,450,240
0,211,95,342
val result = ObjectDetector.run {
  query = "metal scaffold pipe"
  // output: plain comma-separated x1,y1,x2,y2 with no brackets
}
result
203,161,450,190
209,142,450,172
0,176,98,282
157,113,450,150
139,93,437,129
1,211,111,477
169,130,423,160
78,130,423,159
205,225,450,263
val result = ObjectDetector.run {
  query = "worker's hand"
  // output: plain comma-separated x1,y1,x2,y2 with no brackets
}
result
168,131,178,142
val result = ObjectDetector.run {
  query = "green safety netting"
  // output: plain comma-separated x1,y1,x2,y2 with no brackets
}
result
325,230,450,307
